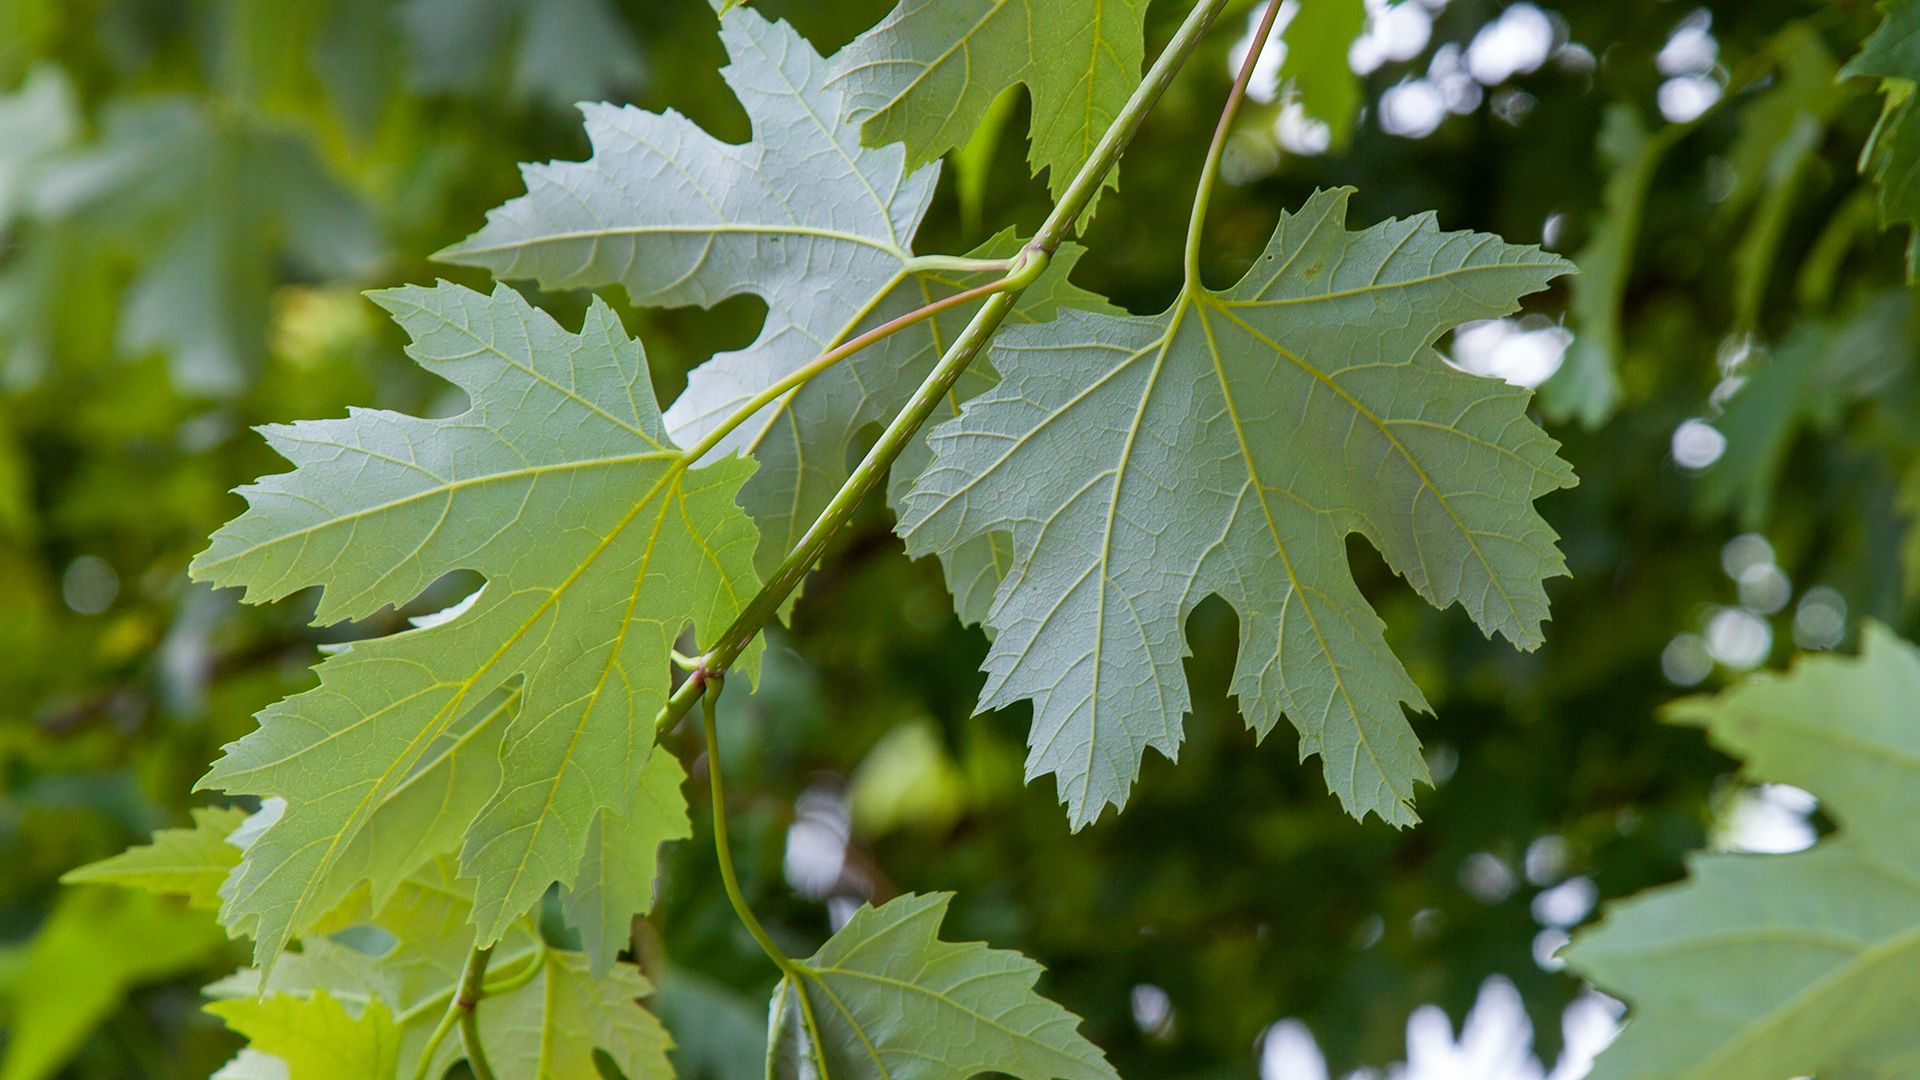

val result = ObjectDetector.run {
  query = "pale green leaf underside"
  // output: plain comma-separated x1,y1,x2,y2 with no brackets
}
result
826,0,1151,207
190,282,759,964
902,188,1575,829
770,893,1116,1080
1566,624,1920,1080
437,10,1112,618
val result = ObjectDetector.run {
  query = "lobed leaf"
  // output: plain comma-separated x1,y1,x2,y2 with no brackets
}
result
902,188,1575,829
191,282,758,963
440,9,1113,616
769,893,1115,1080
1565,624,1920,1079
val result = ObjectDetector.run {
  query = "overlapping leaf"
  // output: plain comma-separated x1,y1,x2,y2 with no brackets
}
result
190,282,759,963
1845,0,1920,278
768,893,1115,1080
439,9,1112,614
1565,624,1920,1079
827,0,1150,204
209,858,673,1080
902,188,1575,829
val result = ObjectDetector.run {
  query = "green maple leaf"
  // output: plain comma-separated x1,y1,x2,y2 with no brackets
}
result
769,893,1115,1080
901,188,1575,829
1844,0,1920,279
207,991,402,1080
437,10,1113,617
562,749,691,974
61,805,251,911
1565,624,1920,1079
190,282,760,964
826,0,1150,206
214,858,673,1080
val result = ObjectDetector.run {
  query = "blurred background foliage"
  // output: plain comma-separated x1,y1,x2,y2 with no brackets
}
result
1,0,1917,1077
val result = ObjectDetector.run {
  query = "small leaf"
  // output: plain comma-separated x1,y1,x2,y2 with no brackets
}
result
206,991,401,1080
61,805,250,910
903,188,1574,828
213,859,672,1080
1540,107,1677,428
192,282,760,962
770,893,1115,1080
1565,623,1920,1079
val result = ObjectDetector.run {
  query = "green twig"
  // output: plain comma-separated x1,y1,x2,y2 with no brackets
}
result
701,680,831,1067
653,0,1235,737
456,945,497,1080
1185,0,1285,286
677,274,1023,468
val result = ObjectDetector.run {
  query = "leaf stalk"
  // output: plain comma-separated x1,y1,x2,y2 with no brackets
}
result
1185,0,1286,286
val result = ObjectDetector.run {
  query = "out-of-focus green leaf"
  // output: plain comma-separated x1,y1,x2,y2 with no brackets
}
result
401,0,643,105
1567,624,1920,1079
1844,0,1920,278
61,804,250,910
1696,291,1911,526
1541,107,1679,428
14,98,381,391
903,188,1574,829
769,893,1116,1080
190,282,760,962
1276,0,1366,148
0,889,229,1080
0,64,72,231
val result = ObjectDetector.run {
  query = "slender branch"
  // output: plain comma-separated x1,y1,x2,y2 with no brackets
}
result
902,252,1014,275
678,275,1020,468
700,679,831,1068
456,945,497,1080
1185,0,1285,285
479,931,547,996
654,0,1235,735
701,678,793,975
